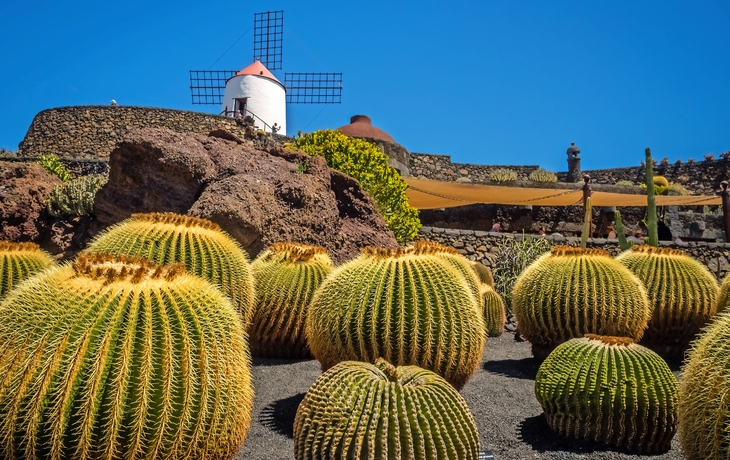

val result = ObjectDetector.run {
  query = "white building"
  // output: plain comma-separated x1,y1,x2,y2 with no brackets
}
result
221,60,286,135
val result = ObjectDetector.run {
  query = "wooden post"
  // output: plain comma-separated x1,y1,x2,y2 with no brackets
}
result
583,175,592,237
721,181,730,243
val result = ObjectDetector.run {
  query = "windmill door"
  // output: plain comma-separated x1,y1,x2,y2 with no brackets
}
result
234,97,248,118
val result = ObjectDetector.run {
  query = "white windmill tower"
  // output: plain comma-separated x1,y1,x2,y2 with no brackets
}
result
189,10,342,136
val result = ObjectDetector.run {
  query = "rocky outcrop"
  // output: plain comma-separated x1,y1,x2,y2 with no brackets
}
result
94,128,397,263
0,162,61,242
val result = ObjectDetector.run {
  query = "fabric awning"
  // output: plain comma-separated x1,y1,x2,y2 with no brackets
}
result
405,177,722,209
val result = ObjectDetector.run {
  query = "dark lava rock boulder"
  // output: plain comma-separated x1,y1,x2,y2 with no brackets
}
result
94,128,397,263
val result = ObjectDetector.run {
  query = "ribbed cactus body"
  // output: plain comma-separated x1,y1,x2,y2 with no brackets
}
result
0,254,254,460
412,240,481,299
86,212,256,326
250,242,334,358
294,359,480,460
481,285,506,337
535,335,678,453
471,261,494,288
718,272,730,313
679,311,730,458
307,246,486,389
616,245,719,358
0,242,55,301
512,246,651,359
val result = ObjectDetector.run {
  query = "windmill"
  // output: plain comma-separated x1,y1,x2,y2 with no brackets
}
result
189,10,343,135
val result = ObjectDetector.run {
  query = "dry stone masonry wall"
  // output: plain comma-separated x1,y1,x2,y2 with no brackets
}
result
418,226,730,282
410,153,539,182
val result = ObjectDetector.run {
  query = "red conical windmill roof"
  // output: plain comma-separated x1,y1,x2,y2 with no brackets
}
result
235,60,283,86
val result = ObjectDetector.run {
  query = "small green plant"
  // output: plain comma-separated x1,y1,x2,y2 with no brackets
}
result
288,129,420,243
528,168,557,182
491,234,551,314
489,168,518,182
46,174,108,218
293,161,308,174
615,180,634,187
37,154,73,182
614,210,633,251
667,182,691,196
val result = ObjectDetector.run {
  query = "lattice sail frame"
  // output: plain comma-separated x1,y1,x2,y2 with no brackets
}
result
284,72,342,104
253,10,283,71
189,70,237,105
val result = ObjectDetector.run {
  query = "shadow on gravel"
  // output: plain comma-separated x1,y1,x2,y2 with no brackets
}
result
260,393,306,438
483,357,540,380
252,357,315,367
519,415,670,456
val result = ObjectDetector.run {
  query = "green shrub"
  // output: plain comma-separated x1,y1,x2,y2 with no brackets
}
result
492,234,551,314
37,154,73,182
288,130,420,243
489,168,518,182
46,174,108,217
528,168,557,182
615,180,634,187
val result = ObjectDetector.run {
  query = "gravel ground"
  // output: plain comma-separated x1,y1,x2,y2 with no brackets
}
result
235,332,685,460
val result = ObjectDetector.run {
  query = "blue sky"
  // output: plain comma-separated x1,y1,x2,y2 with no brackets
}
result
1,0,728,171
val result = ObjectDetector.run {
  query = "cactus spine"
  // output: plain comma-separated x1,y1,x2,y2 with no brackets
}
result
86,212,256,326
471,261,494,288
535,334,678,453
411,240,481,300
0,254,254,459
294,358,480,460
249,242,334,358
0,242,55,301
614,210,632,251
481,285,506,337
512,246,651,359
717,271,730,314
307,246,486,389
645,147,658,247
616,245,719,358
679,311,730,458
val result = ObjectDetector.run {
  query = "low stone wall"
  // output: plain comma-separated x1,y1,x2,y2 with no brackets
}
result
1,156,109,176
410,153,539,182
417,226,730,282
17,106,262,159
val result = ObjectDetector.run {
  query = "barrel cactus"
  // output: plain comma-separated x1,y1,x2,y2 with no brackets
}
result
412,240,481,298
512,246,651,359
0,241,55,301
86,212,256,326
307,246,486,389
294,358,480,460
481,284,506,337
471,261,494,288
718,271,730,314
535,334,678,453
0,253,254,459
249,242,334,358
616,245,719,358
679,311,730,458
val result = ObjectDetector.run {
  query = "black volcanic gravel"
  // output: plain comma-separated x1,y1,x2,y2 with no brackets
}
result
235,332,685,460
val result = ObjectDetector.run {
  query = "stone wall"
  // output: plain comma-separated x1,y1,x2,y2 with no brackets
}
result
418,226,730,282
410,153,539,182
17,105,278,159
1,156,109,176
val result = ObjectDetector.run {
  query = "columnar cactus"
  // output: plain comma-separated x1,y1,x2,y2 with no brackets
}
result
0,242,55,301
471,261,494,288
249,242,334,358
535,334,678,453
512,246,651,359
86,212,256,326
616,245,719,358
307,246,486,389
0,253,254,460
481,285,506,337
679,311,730,458
294,358,480,460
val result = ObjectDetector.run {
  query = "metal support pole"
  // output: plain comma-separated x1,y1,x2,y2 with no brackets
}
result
721,181,730,243
583,174,592,237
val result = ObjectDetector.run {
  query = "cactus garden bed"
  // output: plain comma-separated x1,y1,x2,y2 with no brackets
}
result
236,332,683,460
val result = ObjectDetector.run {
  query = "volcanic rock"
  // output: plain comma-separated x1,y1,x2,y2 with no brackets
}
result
94,128,397,262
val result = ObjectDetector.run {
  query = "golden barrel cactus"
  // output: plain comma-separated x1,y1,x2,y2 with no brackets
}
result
535,334,678,453
718,271,730,314
0,242,55,301
250,242,334,358
86,212,256,326
512,246,651,359
0,254,253,459
307,246,486,389
411,240,481,299
294,358,480,460
481,284,506,337
616,245,719,358
679,311,730,458
471,260,494,288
